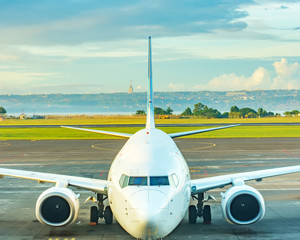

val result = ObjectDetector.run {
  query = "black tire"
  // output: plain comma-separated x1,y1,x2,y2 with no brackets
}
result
188,205,197,224
203,205,211,224
104,206,113,225
90,206,98,224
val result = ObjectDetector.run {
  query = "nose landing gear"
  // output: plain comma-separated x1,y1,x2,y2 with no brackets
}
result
189,193,214,224
86,194,113,225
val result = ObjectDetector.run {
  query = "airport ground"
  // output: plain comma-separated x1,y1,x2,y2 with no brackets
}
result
0,138,300,239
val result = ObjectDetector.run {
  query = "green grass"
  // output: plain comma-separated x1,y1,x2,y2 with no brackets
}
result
1,116,299,126
0,126,299,140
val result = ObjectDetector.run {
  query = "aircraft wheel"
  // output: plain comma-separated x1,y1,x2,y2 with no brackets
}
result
203,205,211,224
188,205,197,224
104,206,113,224
90,206,99,224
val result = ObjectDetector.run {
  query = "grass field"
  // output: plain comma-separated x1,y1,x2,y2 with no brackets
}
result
0,125,299,140
1,116,300,126
0,116,299,140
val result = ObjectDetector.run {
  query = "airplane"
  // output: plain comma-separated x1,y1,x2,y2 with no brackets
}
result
1,36,300,240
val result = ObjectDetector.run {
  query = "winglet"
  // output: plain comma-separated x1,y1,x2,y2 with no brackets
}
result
146,36,155,129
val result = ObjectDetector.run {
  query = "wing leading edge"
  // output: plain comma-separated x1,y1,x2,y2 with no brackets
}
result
169,124,240,138
0,167,108,194
190,165,300,194
61,125,132,138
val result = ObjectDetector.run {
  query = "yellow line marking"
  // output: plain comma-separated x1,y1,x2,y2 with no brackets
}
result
0,142,10,147
181,142,216,151
91,144,119,151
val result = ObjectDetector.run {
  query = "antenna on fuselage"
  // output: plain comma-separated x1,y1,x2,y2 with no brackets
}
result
146,36,155,129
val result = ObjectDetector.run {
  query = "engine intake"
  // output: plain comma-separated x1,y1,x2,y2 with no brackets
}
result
221,185,265,225
36,187,80,227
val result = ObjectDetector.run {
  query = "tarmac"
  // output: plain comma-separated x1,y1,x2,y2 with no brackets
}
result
0,138,300,240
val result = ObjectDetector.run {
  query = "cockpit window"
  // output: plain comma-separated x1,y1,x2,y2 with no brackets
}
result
119,174,129,188
150,176,169,186
128,176,148,186
171,173,179,187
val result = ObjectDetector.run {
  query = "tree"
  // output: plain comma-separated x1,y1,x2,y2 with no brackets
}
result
154,107,173,115
193,103,205,115
0,106,6,114
291,110,299,115
285,110,299,116
229,105,242,118
229,112,242,118
230,106,240,112
192,103,221,118
165,107,173,115
221,112,229,118
154,107,165,115
239,108,257,118
181,107,192,116
135,110,146,115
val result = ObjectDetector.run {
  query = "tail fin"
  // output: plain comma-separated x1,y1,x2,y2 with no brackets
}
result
146,36,155,129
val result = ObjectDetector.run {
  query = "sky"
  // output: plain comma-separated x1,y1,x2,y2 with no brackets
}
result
0,0,300,94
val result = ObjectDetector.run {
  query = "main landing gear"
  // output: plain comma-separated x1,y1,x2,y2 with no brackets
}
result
86,194,113,225
189,193,215,224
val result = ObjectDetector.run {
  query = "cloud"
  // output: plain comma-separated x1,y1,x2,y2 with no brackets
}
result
168,83,186,91
0,0,252,45
19,43,146,58
273,58,299,78
193,58,299,91
0,71,62,94
272,58,300,89
0,54,19,60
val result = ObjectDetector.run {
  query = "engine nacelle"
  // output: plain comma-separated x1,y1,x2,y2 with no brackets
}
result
221,185,265,225
36,187,80,227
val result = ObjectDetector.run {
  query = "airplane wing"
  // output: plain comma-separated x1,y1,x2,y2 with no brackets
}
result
0,167,108,195
62,125,132,138
169,124,240,138
190,165,300,194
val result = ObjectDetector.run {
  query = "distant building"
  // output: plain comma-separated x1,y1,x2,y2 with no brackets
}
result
128,81,133,94
19,114,27,120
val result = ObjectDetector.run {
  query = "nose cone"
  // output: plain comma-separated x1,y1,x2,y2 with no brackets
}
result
127,189,170,239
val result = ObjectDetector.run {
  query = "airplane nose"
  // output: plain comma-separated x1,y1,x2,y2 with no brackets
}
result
128,189,169,238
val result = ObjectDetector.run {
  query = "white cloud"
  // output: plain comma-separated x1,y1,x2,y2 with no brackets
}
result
193,58,299,91
273,58,299,78
18,42,146,58
0,71,62,93
168,83,186,91
272,58,300,89
0,54,19,60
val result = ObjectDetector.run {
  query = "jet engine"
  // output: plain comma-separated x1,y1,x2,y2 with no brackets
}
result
221,185,265,225
36,187,80,227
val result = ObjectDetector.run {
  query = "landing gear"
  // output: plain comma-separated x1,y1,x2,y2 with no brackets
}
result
90,206,99,224
188,205,197,224
203,205,211,224
88,194,113,225
189,193,213,224
104,206,113,224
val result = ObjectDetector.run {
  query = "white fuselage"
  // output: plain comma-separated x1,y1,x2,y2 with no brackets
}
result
107,128,191,239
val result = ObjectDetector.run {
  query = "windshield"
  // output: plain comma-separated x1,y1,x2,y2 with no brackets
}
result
150,176,170,186
128,176,148,186
119,174,172,188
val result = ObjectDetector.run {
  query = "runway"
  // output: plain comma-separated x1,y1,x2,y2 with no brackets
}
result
0,138,300,239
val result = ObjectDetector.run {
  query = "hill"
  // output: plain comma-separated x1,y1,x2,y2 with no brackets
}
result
0,89,299,115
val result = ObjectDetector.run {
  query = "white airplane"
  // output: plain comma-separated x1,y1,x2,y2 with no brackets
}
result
1,37,300,240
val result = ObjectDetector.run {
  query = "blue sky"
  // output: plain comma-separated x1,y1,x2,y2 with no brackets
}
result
0,0,300,94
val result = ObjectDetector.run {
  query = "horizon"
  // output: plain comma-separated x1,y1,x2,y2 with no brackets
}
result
0,88,299,96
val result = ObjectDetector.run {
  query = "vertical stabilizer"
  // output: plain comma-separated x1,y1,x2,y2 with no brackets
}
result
146,36,155,129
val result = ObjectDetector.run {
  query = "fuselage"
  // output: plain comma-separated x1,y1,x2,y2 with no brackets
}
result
107,128,191,239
